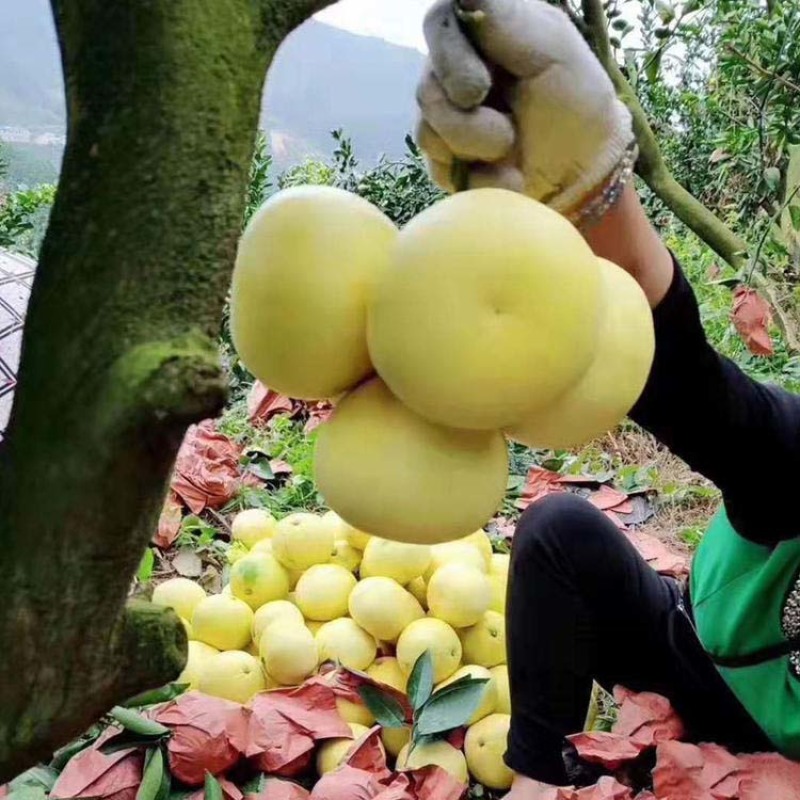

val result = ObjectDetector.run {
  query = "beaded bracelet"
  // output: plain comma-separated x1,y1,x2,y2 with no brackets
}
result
567,140,639,230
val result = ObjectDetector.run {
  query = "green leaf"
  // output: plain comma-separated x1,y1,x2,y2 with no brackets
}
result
357,685,407,729
137,749,165,800
407,651,434,712
6,786,47,800
415,679,490,736
8,767,59,792
111,706,171,737
789,205,800,231
764,166,781,193
137,548,156,583
645,48,663,83
204,773,223,800
50,732,100,770
123,683,189,708
100,731,169,755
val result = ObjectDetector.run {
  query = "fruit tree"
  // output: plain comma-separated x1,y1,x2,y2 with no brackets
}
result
0,0,335,782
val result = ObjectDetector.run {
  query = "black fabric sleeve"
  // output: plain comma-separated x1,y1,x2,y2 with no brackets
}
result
630,255,800,545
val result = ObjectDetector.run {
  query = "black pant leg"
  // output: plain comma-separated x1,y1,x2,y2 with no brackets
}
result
504,493,771,785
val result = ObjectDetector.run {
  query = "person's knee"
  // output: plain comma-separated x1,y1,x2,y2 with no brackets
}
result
511,492,604,569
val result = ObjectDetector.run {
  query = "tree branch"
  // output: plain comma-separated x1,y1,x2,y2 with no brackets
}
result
0,0,328,780
727,44,800,96
581,0,749,272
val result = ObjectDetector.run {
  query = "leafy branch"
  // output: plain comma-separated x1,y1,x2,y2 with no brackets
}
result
358,651,489,753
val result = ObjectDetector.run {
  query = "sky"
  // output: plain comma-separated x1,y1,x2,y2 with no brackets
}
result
316,0,431,52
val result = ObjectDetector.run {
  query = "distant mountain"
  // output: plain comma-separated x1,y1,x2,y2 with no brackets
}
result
0,0,424,175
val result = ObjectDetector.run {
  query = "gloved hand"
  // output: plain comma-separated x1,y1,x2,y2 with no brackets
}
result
416,0,636,221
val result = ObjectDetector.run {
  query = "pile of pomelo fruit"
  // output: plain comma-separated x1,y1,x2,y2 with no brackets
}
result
153,507,513,790
231,185,654,544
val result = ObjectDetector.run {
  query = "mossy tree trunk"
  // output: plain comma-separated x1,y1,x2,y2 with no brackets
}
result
0,0,334,781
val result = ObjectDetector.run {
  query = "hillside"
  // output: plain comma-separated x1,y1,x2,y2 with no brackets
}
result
0,0,424,181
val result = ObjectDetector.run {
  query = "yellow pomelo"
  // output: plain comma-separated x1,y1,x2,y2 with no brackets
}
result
252,599,305,645
316,723,371,775
330,539,362,573
427,563,492,628
152,578,207,622
181,617,193,640
251,538,274,555
231,185,397,399
315,378,508,544
198,650,266,704
315,617,377,671
230,553,290,610
381,727,410,759
323,510,373,551
461,530,493,567
177,641,219,689
397,740,468,783
490,665,510,714
367,657,408,693
337,698,375,727
273,513,335,571
349,576,424,642
423,541,488,582
508,258,655,448
295,564,357,621
192,594,254,651
360,538,431,585
231,508,276,549
436,665,496,725
488,554,509,614
345,527,372,551
396,618,462,683
461,611,506,668
490,553,509,576
227,541,250,565
406,576,428,609
464,713,514,789
259,621,318,685
368,189,602,430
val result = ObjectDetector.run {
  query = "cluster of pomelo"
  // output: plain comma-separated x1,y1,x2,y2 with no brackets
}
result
152,507,514,789
230,186,654,544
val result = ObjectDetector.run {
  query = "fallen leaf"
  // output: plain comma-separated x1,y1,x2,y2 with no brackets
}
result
706,263,722,280
575,777,634,799
50,743,142,800
651,740,744,800
314,668,412,723
589,485,630,512
411,766,467,800
309,765,384,800
269,459,294,476
186,777,242,800
622,530,689,578
345,726,391,780
731,286,773,357
246,683,351,774
613,688,685,747
245,779,310,800
248,382,294,424
305,403,334,433
566,732,647,770
173,547,204,577
633,793,656,800
709,149,731,164
154,490,183,549
154,692,248,786
489,516,516,540
739,752,800,799
604,510,627,530
171,421,249,513
516,467,565,510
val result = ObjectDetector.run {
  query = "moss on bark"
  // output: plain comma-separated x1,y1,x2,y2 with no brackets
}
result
0,0,335,781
